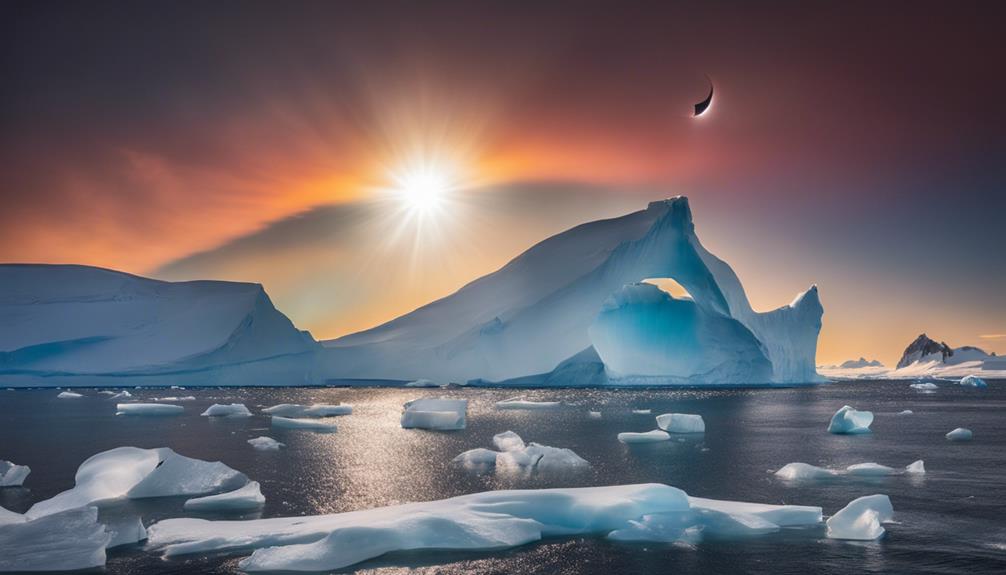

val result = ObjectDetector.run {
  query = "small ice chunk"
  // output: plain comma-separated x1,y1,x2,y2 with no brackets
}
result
656,413,705,434
588,411,602,419
271,416,338,432
98,391,116,396
945,427,973,441
826,494,893,540
262,403,352,417
492,431,526,452
827,405,873,434
247,437,285,451
184,481,265,511
910,382,938,390
201,403,252,417
496,443,589,472
897,410,913,415
57,391,83,399
0,460,30,487
401,398,467,430
618,430,671,444
0,507,110,571
959,375,987,388
453,433,588,472
846,463,896,476
117,403,184,416
632,409,652,415
495,397,561,410
452,448,500,468
404,379,441,387
905,460,925,474
774,462,837,480
109,391,132,399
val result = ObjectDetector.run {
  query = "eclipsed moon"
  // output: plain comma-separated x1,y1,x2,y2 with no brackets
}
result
693,79,714,117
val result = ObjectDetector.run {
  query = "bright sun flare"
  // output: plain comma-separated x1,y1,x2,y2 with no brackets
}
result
399,169,448,211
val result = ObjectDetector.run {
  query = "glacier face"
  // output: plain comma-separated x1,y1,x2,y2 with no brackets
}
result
322,196,823,384
0,264,318,387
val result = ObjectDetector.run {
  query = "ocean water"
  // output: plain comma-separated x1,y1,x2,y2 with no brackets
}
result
1,381,1004,574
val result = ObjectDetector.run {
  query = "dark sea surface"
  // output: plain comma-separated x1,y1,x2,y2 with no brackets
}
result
1,381,1004,574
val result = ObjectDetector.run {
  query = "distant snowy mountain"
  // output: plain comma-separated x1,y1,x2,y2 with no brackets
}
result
0,265,318,387
321,197,824,385
820,333,1004,380
838,357,884,369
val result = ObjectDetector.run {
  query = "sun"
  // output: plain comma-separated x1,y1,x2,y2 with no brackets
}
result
397,167,449,212
389,159,460,217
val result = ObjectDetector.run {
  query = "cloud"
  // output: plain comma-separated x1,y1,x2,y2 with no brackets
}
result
979,334,1006,339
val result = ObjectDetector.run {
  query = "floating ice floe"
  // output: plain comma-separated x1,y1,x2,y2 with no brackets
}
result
98,391,116,396
57,391,83,399
0,460,30,487
774,460,924,481
631,409,652,415
262,403,352,417
618,430,671,444
897,409,913,415
247,436,285,450
827,405,873,434
271,416,337,432
156,396,196,401
453,431,589,472
588,411,602,419
201,403,252,417
145,483,829,572
108,391,132,399
404,379,441,388
959,375,987,388
909,382,938,391
401,398,467,430
116,403,184,416
24,446,248,519
0,506,110,571
495,397,562,410
826,494,893,540
656,413,705,433
184,481,265,512
946,427,973,441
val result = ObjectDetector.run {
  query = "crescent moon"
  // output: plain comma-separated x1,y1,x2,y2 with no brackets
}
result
693,79,713,117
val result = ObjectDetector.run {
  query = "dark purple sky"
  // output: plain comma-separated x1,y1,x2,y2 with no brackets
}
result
2,0,1004,362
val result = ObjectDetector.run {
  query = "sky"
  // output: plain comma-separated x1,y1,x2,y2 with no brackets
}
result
2,0,1004,366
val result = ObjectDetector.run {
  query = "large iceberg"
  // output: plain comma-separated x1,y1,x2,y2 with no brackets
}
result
0,264,318,388
401,398,467,430
320,197,823,385
0,460,30,487
25,446,248,519
146,483,828,572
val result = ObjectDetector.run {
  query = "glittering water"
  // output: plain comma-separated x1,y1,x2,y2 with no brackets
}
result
1,381,1004,574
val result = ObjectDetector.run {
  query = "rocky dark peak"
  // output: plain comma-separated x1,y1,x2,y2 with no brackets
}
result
897,333,954,368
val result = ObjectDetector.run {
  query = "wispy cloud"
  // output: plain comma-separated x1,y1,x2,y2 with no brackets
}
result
979,334,1006,339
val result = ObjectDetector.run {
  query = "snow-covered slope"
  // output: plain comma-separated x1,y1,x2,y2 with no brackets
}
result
321,197,823,384
819,333,1005,380
0,265,318,386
